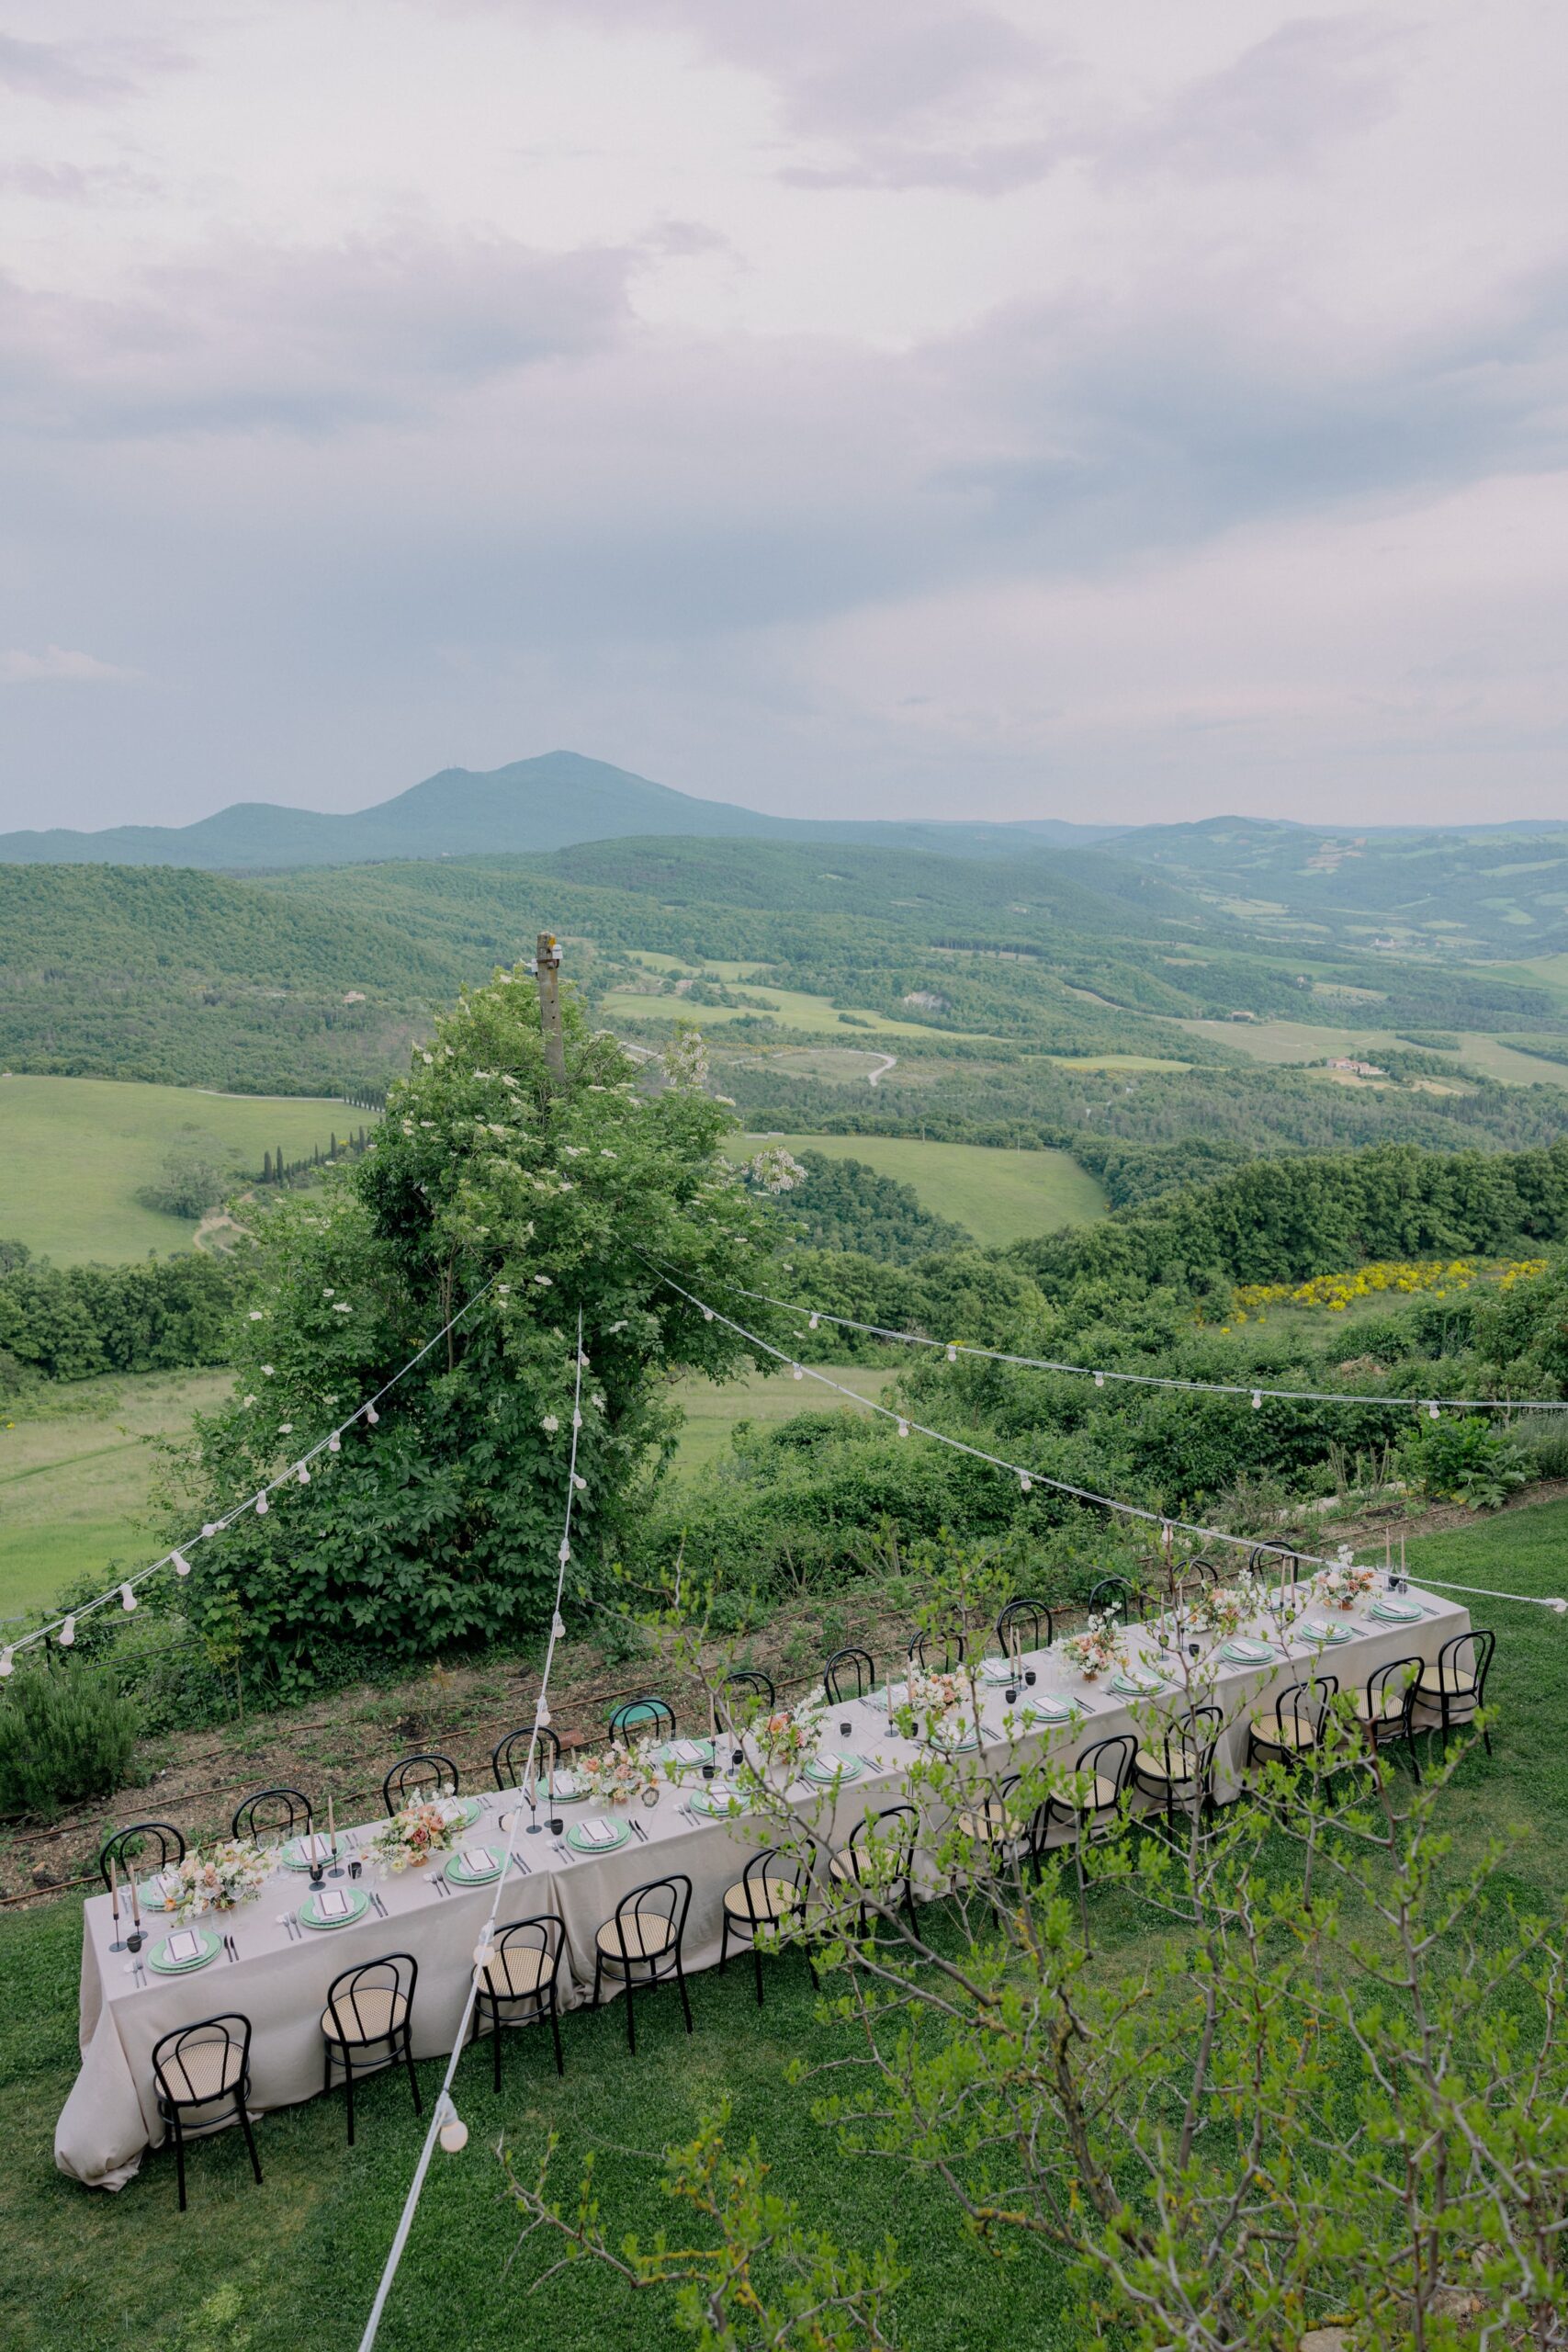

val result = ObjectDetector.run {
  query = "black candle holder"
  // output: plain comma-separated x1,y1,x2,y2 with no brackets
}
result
1023,1668,1036,1688
1005,1685,1018,1705
348,1860,362,1881
547,1815,564,1837
308,1862,325,1891
839,1720,852,1740
730,1747,744,1771
126,1928,144,1955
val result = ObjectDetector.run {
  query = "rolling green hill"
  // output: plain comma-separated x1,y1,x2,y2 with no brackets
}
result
738,1132,1107,1247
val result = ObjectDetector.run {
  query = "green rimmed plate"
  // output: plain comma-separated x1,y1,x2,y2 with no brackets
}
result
687,1785,756,1819
567,1816,631,1855
147,1927,222,1974
299,1888,370,1931
865,1683,910,1712
1109,1669,1169,1697
655,1737,716,1769
926,1729,982,1756
532,1770,589,1804
446,1844,504,1887
804,1750,864,1784
280,1834,337,1873
1298,1618,1356,1645
1219,1638,1276,1665
1010,1694,1075,1726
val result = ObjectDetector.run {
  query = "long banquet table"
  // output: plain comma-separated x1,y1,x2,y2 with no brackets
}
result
56,1584,1469,2188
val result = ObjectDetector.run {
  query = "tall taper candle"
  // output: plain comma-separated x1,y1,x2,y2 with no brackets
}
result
328,1792,336,1858
109,1853,119,1929
129,1861,141,1928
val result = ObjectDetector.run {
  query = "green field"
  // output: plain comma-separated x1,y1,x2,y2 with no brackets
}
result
0,1370,230,1617
738,1132,1106,1247
667,1361,890,1473
1176,1016,1568,1090
0,1077,362,1262
603,978,990,1044
0,1496,1562,2350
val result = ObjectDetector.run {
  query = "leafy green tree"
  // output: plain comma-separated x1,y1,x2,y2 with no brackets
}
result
137,1139,232,1219
182,979,779,1690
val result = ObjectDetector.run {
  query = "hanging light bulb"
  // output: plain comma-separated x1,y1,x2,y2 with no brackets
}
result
792,1363,804,1380
946,1344,957,1363
808,1313,819,1331
328,1430,341,1453
119,1583,138,1612
558,1539,570,1565
1251,1391,1262,1411
172,1551,191,1578
1094,1372,1105,1389
537,1702,551,1727
1019,1471,1032,1494
0,1647,14,1679
897,1419,909,1439
1426,1401,1439,1420
437,2101,468,2154
701,1306,714,1322
201,1523,218,1538
551,1611,566,1638
297,1462,310,1485
365,1402,379,1425
59,1616,76,1648
255,1492,268,1516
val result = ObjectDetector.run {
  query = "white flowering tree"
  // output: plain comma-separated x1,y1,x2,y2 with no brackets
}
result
183,971,781,1691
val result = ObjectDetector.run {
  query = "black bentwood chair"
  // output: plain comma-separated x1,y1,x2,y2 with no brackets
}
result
721,1668,776,1713
1132,1707,1224,1826
1416,1629,1497,1756
592,1875,694,2055
996,1597,1054,1658
828,1804,919,1938
1247,1678,1339,1776
472,1916,565,2089
1086,1576,1141,1626
719,1849,809,2008
99,1821,186,1892
607,1697,676,1745
320,1955,423,2145
491,1725,562,1792
957,1770,1041,1887
1353,1657,1424,1779
152,2014,262,2212
908,1626,967,1671
823,1646,877,1705
381,1753,460,1814
231,1786,313,1845
1047,1735,1136,1846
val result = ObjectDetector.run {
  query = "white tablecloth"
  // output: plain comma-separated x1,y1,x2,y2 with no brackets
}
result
56,1585,1469,2188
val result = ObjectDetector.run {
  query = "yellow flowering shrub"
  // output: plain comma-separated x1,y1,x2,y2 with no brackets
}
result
1226,1257,1548,1318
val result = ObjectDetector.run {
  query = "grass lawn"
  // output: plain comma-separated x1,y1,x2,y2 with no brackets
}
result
0,1076,361,1264
667,1361,891,1474
601,981,993,1046
0,1496,1562,2349
0,1371,231,1620
1174,1017,1568,1091
736,1133,1107,1248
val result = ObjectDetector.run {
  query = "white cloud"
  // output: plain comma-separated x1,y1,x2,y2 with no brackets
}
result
0,645,141,684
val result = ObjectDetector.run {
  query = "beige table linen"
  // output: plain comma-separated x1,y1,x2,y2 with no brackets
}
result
56,1585,1468,2188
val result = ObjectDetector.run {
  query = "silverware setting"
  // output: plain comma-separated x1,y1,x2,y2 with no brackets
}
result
369,1891,388,1919
276,1909,299,1942
629,1818,649,1843
223,1934,238,1965
432,1875,449,1899
133,1960,147,1989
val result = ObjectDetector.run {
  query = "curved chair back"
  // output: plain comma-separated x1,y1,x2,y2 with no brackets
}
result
99,1821,186,1890
607,1698,676,1745
231,1787,312,1845
908,1626,966,1671
1438,1627,1496,1704
733,1845,806,1924
842,1802,919,1881
721,1668,775,1713
1259,1675,1339,1750
382,1754,460,1814
152,2012,253,2108
606,1873,693,1967
823,1646,876,1704
1362,1655,1420,1726
1063,1734,1136,1821
1183,1556,1222,1587
1086,1576,1139,1625
1154,1705,1224,1789
323,1953,419,2045
491,1725,561,1791
996,1597,1053,1657
484,1913,564,1996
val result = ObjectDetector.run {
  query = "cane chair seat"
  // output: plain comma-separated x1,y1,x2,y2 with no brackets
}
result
597,1911,676,1962
157,2037,245,2104
1134,1743,1199,1783
1063,1771,1123,1811
1418,1663,1478,1699
321,1988,408,2045
1250,1713,1318,1750
721,1875,802,1923
486,1942,556,1998
957,1802,1025,1844
1354,1685,1406,1722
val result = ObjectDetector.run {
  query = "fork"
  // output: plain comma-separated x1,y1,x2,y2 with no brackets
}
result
223,1934,238,1965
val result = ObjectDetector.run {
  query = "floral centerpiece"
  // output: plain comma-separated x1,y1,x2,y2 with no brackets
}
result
1186,1572,1271,1641
751,1704,824,1772
899,1670,964,1725
579,1741,662,1806
1058,1611,1127,1680
367,1793,466,1874
167,1838,272,1923
1314,1561,1376,1611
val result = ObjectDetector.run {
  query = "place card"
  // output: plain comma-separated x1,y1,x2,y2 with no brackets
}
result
316,1889,352,1919
165,1929,202,1963
459,1846,497,1876
300,1834,331,1862
581,1818,617,1845
670,1739,707,1764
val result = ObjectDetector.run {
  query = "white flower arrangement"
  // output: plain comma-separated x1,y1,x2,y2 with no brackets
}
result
367,1794,468,1873
168,1838,272,1922
1059,1611,1128,1679
579,1742,662,1805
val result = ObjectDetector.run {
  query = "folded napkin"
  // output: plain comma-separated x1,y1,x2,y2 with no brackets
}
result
1371,1598,1424,1622
300,1833,331,1863
316,1889,352,1920
1301,1618,1351,1641
1222,1638,1274,1662
813,1751,853,1774
1111,1667,1166,1695
164,1928,203,1964
979,1657,1014,1683
670,1738,707,1764
459,1846,497,1876
581,1818,618,1846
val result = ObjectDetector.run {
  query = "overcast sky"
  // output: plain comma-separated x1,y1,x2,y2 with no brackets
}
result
3,1,1566,832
